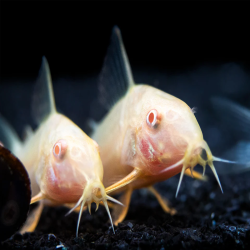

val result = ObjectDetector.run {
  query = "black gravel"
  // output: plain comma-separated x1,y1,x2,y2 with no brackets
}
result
1,171,250,249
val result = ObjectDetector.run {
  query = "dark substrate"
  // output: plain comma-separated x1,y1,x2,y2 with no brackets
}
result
1,170,250,250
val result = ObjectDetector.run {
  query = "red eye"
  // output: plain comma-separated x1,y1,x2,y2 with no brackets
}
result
53,140,67,159
146,109,158,127
54,144,61,155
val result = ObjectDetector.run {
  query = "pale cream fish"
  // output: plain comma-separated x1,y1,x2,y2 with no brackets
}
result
91,26,233,225
0,58,122,236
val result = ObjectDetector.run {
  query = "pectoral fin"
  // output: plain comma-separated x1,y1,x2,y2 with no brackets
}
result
20,202,44,233
148,186,176,215
112,188,133,226
30,192,46,204
184,168,208,181
105,168,142,195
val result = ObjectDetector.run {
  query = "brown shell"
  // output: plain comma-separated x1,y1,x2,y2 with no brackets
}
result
0,145,31,241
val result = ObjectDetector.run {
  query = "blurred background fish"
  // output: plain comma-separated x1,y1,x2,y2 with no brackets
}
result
211,98,250,174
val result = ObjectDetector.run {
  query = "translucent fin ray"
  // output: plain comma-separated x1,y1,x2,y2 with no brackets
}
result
98,26,135,110
0,114,22,153
32,57,56,125
30,192,46,204
105,168,142,195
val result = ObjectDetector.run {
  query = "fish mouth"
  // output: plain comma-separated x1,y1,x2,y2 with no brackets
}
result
66,180,123,236
159,140,234,197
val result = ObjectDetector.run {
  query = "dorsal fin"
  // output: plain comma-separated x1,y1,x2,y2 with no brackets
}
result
98,26,135,110
32,57,57,125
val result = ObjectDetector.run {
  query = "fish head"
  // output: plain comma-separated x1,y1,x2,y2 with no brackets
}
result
131,86,224,194
37,125,120,235
39,128,104,204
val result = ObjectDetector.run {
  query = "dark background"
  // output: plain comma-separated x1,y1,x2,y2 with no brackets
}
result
1,2,250,79
1,2,250,249
1,1,250,155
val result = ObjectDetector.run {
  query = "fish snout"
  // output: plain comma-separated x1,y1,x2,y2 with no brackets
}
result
66,179,124,236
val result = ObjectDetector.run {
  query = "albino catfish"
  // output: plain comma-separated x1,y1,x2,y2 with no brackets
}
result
0,58,122,236
92,27,232,225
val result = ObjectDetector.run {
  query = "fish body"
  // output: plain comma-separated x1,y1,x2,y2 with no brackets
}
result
0,57,120,235
18,113,103,204
92,27,229,225
94,84,203,191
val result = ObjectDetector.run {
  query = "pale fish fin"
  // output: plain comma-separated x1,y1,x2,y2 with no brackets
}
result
148,186,177,215
98,26,135,110
211,97,250,140
32,56,57,125
104,174,129,189
184,168,208,181
87,118,99,134
111,188,133,226
0,114,22,154
22,125,34,141
30,192,46,204
20,201,44,233
105,168,142,195
216,141,250,174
